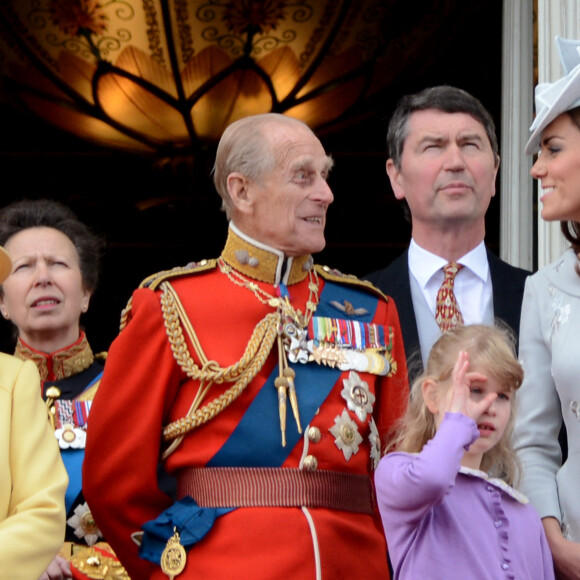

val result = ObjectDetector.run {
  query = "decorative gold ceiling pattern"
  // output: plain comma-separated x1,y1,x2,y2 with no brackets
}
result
0,0,477,157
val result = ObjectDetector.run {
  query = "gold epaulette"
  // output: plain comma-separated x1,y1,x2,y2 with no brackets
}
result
314,264,389,302
119,260,217,331
140,258,218,291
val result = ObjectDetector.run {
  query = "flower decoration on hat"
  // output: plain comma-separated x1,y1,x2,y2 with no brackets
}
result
526,36,580,154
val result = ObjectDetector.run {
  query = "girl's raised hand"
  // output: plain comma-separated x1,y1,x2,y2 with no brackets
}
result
446,351,497,421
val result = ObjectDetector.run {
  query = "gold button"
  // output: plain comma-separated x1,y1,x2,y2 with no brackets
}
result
341,424,356,445
45,386,61,399
307,426,321,443
303,455,318,471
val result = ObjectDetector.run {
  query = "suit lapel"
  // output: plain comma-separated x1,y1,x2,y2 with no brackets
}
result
381,251,421,367
488,250,524,330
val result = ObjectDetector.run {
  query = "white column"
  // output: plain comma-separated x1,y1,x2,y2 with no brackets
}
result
536,0,580,268
500,0,534,271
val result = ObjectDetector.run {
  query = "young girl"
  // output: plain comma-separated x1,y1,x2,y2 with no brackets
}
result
375,324,554,579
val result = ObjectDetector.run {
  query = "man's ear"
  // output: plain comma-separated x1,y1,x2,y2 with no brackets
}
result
386,159,405,201
227,172,254,214
490,154,500,199
422,379,439,414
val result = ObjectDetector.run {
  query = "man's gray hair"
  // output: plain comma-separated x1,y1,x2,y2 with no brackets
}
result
213,113,311,219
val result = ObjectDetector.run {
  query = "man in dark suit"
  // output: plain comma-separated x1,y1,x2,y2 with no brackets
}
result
366,86,530,378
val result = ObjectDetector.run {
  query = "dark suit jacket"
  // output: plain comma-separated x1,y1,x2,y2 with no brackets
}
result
365,248,531,376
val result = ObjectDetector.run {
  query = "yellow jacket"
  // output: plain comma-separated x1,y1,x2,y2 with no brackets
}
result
0,353,68,579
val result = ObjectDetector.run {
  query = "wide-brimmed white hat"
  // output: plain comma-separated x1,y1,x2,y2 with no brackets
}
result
525,36,580,154
0,246,11,285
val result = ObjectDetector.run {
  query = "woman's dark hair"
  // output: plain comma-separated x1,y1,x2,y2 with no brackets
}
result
562,107,580,257
561,220,580,255
0,199,103,292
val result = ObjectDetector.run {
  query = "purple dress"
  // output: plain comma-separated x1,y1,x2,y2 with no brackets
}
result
375,412,554,579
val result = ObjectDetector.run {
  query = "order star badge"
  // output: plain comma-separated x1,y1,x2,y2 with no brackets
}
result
330,409,363,461
341,371,375,422
67,502,103,546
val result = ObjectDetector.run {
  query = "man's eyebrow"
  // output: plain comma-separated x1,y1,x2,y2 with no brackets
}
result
457,131,485,142
289,155,334,173
416,134,446,147
415,132,485,147
288,158,312,172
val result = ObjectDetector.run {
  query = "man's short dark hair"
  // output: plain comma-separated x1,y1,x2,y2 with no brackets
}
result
387,85,499,169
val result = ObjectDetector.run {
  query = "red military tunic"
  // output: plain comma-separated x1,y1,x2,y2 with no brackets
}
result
83,226,409,579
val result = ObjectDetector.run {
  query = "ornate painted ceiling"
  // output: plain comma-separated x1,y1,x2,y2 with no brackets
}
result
0,0,499,156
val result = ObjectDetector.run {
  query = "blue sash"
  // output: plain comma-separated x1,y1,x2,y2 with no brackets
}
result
208,279,379,467
63,449,85,513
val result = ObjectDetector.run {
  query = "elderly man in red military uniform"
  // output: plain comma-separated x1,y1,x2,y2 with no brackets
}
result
83,113,409,580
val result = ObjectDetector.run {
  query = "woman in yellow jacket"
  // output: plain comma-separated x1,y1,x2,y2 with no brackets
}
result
0,244,68,579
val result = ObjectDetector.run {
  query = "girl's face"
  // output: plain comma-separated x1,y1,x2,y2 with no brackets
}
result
428,362,513,470
0,227,90,352
459,366,513,470
531,113,580,223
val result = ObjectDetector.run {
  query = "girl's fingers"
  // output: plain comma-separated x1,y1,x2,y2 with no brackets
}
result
464,372,487,384
448,351,470,413
451,352,469,388
472,392,497,419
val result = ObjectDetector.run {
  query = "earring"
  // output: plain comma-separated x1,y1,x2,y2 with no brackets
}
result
81,303,88,313
2,310,8,319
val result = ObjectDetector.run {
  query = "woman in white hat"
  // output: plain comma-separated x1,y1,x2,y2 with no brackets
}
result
514,36,580,578
0,243,69,579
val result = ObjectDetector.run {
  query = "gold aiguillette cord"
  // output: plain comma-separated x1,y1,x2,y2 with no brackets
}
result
274,334,302,447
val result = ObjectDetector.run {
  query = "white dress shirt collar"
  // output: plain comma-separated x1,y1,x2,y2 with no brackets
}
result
408,239,489,288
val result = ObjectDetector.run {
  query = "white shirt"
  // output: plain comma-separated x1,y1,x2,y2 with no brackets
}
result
408,239,492,325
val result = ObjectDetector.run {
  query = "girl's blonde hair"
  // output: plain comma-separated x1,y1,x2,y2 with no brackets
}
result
386,323,524,486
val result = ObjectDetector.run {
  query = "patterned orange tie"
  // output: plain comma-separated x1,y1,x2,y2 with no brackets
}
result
435,262,464,331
